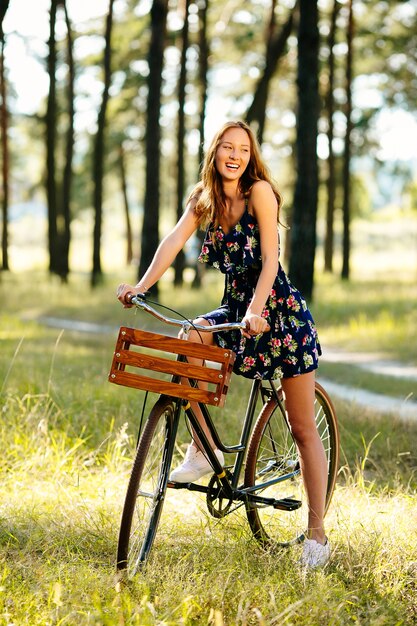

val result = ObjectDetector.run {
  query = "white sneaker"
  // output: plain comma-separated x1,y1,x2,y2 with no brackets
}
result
300,538,331,569
169,445,224,483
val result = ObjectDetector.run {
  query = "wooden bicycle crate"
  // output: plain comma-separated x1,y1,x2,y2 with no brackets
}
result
108,326,235,407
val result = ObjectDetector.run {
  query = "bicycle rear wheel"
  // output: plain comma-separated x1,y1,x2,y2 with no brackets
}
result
245,381,339,547
117,396,176,576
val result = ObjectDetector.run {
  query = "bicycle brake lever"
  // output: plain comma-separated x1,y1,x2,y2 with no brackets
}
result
129,292,147,305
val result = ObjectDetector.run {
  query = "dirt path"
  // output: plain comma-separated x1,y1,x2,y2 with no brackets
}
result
317,377,417,420
320,349,417,420
38,316,417,421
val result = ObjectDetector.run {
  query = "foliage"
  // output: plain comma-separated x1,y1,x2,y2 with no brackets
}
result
354,0,417,111
2,0,417,281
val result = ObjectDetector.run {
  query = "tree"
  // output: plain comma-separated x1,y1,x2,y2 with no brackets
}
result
173,0,191,286
45,0,75,281
323,0,340,273
45,0,59,275
119,144,133,265
341,0,353,281
246,0,296,144
192,0,210,289
197,0,209,172
86,3,150,268
0,0,10,271
138,0,169,296
288,0,319,301
58,0,75,281
91,0,115,287
354,0,417,112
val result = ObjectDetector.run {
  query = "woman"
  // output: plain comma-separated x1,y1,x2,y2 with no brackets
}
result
117,121,330,568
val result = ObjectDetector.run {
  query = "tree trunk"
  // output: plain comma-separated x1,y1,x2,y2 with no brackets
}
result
119,145,133,265
192,0,209,289
174,0,190,286
324,0,339,273
341,0,353,280
46,0,59,275
138,0,168,297
91,0,115,287
58,1,75,282
288,0,319,302
246,1,296,144
197,0,209,172
0,1,10,271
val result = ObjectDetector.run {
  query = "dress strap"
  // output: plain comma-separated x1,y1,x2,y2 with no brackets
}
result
244,197,251,217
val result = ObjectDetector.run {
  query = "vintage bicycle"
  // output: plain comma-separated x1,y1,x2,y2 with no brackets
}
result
109,294,339,578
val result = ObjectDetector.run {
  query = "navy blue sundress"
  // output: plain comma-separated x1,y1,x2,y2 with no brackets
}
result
197,206,321,380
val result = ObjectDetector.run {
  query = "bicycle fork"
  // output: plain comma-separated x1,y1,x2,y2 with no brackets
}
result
158,399,182,499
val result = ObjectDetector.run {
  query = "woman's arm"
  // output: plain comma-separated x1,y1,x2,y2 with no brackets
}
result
117,200,199,305
243,180,279,334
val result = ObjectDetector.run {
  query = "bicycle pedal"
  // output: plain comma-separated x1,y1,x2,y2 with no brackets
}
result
167,480,186,489
273,498,302,511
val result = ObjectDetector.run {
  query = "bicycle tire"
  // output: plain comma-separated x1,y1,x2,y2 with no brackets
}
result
244,381,339,547
117,396,175,575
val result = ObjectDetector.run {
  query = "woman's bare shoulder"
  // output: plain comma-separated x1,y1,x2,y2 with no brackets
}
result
249,180,278,214
251,179,274,196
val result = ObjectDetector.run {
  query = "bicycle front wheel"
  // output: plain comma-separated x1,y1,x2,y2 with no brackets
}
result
245,381,339,547
117,396,176,575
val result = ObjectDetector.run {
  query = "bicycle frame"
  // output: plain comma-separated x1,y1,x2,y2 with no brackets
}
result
115,294,339,573
167,362,301,512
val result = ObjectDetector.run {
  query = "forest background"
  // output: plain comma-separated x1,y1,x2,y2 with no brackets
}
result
1,0,417,295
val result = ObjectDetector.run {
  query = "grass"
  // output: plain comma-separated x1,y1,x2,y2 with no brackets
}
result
1,270,417,624
313,274,417,363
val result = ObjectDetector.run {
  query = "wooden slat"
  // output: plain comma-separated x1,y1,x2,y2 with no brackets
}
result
114,350,225,384
109,370,225,406
119,327,235,364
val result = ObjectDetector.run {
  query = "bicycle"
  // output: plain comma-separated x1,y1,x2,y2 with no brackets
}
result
109,294,339,578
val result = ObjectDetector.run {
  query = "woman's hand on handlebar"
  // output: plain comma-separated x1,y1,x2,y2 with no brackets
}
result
116,283,144,308
241,312,270,338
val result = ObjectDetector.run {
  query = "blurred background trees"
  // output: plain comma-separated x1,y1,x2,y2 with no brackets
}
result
0,0,10,272
0,0,416,299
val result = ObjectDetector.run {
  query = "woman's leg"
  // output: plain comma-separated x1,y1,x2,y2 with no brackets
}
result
179,318,217,450
281,371,328,544
169,319,223,482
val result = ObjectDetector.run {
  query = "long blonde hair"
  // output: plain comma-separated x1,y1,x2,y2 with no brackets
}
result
189,120,283,229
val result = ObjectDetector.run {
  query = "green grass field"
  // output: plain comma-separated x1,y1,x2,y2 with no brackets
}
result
0,266,417,625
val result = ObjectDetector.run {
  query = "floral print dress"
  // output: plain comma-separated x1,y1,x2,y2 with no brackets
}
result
198,206,321,380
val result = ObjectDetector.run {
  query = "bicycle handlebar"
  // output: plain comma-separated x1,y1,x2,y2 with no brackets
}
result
129,293,247,333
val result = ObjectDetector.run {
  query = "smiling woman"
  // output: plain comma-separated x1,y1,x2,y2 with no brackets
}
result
214,128,251,184
117,119,332,568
